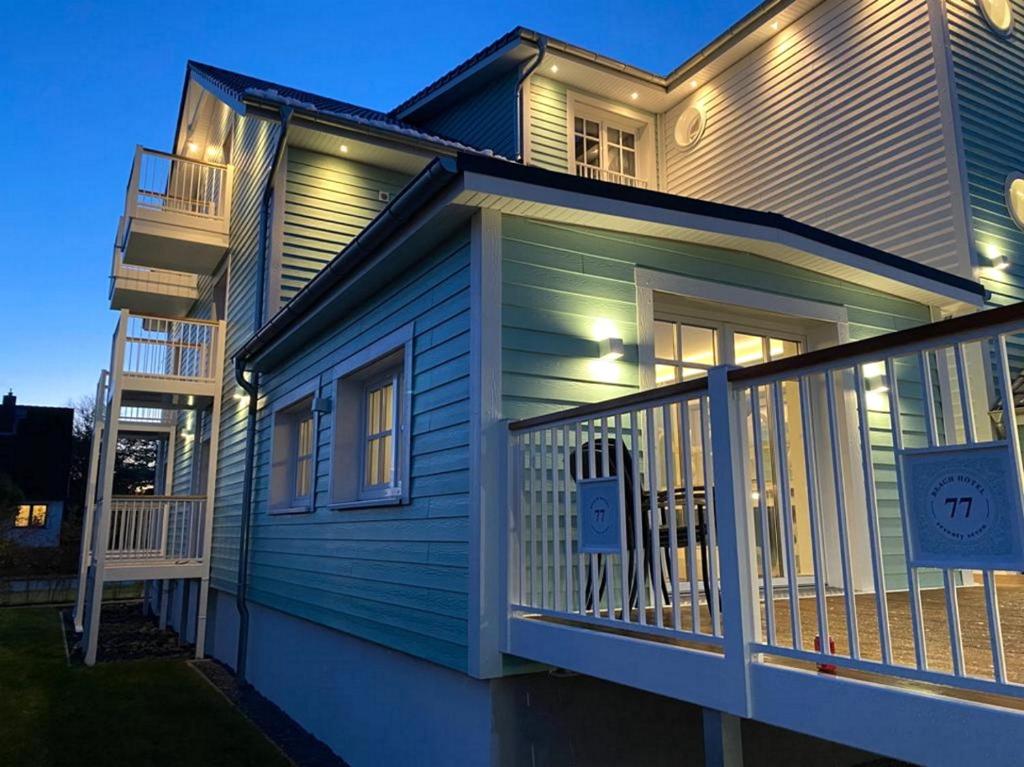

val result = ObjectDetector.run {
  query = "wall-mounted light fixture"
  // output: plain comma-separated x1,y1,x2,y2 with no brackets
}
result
993,253,1011,271
598,337,625,361
339,144,349,154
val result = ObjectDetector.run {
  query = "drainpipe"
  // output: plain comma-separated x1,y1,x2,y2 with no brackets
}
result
515,35,547,162
234,361,259,679
235,105,292,681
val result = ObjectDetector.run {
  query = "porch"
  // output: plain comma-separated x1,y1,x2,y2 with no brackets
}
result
503,302,1024,766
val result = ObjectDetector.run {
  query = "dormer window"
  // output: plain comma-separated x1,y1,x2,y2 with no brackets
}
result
567,93,653,189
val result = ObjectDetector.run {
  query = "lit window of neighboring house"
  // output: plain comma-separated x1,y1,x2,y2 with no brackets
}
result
14,504,47,528
568,95,653,189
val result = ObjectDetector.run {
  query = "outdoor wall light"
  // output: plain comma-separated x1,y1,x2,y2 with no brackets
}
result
598,337,625,361
339,144,349,154
994,253,1011,271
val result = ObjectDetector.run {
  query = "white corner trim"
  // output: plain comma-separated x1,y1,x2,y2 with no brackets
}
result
469,207,503,679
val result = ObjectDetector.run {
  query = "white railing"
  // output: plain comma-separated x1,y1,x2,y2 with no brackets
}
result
109,246,198,295
125,147,230,225
575,163,649,189
732,310,1024,697
510,382,723,647
106,496,205,562
508,303,1024,707
117,312,219,383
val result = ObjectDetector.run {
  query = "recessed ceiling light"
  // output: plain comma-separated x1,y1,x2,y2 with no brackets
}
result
550,64,559,73
339,144,349,153
770,20,779,30
186,141,199,154
690,79,699,89
630,91,639,100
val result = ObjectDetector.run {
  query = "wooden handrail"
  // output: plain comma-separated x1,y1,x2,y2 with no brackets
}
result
507,302,1024,433
728,300,1024,384
137,145,230,171
508,377,708,432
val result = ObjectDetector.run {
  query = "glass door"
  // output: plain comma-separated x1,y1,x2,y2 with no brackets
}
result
652,315,810,590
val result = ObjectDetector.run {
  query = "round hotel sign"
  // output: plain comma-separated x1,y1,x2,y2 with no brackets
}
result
925,473,992,543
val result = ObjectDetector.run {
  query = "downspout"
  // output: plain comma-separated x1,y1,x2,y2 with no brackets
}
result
515,35,547,162
235,105,293,681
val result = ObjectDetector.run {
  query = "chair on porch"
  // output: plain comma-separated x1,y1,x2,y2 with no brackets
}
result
570,439,713,623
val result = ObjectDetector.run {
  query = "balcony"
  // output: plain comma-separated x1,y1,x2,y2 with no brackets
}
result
102,496,206,580
118,147,232,275
502,303,1024,765
575,162,649,189
112,311,222,408
109,247,199,316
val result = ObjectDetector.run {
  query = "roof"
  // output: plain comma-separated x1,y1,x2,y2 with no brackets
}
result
187,61,498,156
237,153,984,367
388,1,805,118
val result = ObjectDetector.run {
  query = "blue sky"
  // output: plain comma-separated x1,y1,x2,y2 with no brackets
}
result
0,0,758,406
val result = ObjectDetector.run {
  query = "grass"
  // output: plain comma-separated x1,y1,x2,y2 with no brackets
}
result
0,606,290,767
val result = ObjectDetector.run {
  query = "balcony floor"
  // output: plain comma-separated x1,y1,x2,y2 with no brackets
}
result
525,576,1024,686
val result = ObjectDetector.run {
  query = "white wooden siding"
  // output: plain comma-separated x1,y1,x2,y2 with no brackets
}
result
661,0,971,278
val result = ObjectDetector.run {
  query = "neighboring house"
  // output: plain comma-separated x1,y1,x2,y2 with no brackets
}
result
75,2,1024,765
0,392,73,548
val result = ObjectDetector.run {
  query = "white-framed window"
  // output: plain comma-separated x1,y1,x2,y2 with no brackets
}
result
360,371,400,498
330,325,414,509
269,387,316,514
567,93,653,189
13,504,47,528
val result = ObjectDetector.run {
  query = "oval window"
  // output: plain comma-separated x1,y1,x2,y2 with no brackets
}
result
979,0,1013,35
674,105,707,150
1006,175,1024,229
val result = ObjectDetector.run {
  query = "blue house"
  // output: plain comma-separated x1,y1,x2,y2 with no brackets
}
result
76,3,1024,765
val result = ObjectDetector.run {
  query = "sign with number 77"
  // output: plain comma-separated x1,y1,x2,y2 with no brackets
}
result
901,442,1024,570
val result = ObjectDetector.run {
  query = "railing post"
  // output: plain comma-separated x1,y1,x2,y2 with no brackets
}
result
501,423,518,653
126,145,143,221
707,365,758,718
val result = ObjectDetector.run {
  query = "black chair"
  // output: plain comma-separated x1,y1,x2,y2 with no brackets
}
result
570,438,713,622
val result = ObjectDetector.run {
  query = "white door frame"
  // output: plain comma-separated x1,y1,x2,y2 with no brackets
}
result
634,269,876,593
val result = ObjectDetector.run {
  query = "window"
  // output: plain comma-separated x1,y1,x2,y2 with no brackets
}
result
979,0,1013,35
330,327,413,508
270,393,316,513
568,96,652,188
361,373,399,495
14,504,47,528
655,313,798,382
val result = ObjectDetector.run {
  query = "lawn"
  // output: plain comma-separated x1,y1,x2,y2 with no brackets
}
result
0,606,289,767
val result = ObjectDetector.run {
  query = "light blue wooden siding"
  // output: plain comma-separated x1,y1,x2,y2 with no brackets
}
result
526,75,569,172
417,70,519,158
249,232,471,671
280,149,412,305
501,216,934,588
946,0,1024,309
208,114,283,593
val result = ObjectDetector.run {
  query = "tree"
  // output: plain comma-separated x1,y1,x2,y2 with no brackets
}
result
67,396,161,506
0,473,24,528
